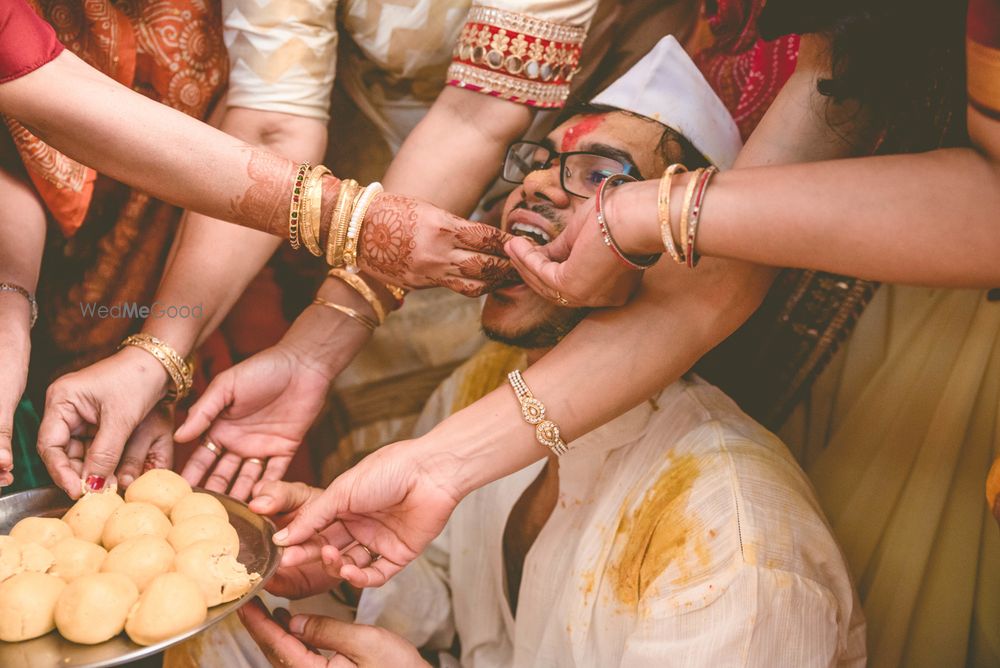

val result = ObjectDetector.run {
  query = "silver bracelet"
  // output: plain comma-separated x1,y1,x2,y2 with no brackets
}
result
0,282,38,328
508,370,568,456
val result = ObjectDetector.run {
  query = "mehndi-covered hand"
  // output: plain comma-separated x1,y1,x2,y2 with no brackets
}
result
239,598,430,668
359,194,520,297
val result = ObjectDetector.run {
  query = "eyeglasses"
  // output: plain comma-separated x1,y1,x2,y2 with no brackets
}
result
501,141,640,199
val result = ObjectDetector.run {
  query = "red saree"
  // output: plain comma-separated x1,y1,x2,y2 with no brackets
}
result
0,0,63,84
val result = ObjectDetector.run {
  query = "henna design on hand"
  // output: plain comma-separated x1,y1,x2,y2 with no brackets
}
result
229,147,297,237
434,276,484,298
454,223,511,257
457,256,520,292
360,195,417,281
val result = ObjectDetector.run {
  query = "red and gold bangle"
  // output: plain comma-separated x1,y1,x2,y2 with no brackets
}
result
678,167,704,260
658,164,688,265
685,166,718,268
288,163,310,250
596,174,660,271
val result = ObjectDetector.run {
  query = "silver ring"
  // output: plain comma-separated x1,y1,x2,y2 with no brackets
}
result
203,440,222,456
246,457,265,466
358,544,381,563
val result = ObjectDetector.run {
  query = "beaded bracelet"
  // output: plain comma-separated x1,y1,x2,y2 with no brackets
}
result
343,182,384,273
328,268,387,325
658,164,688,265
312,297,377,332
288,163,310,250
120,333,194,403
0,282,38,328
685,166,718,268
508,370,568,456
596,174,660,270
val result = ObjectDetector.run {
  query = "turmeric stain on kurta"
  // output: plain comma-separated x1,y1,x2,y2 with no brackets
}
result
608,453,703,606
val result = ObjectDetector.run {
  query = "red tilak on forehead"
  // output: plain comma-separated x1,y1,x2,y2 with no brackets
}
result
560,115,606,151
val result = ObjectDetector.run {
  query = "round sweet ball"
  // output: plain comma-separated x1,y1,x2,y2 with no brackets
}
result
168,514,240,555
0,536,22,582
169,492,228,525
174,540,258,607
101,502,172,550
18,541,54,573
62,490,124,543
0,572,67,641
10,516,73,549
102,536,175,592
124,469,192,515
55,572,139,644
125,572,207,646
49,537,107,582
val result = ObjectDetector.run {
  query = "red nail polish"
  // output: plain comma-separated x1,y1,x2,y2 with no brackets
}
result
85,475,106,492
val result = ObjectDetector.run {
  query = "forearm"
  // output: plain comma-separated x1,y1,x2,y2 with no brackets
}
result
142,108,328,355
384,87,533,212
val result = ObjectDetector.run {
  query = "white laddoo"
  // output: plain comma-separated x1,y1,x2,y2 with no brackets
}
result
124,469,192,515
169,492,228,525
49,537,107,582
62,491,124,543
55,572,139,644
0,572,66,641
174,540,258,607
101,535,175,592
167,514,240,555
125,572,207,646
10,516,72,549
101,502,171,550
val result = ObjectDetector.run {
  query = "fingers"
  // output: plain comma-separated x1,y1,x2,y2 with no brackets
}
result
249,480,319,516
37,405,86,497
173,375,230,443
203,451,243,494
273,481,349,548
229,457,266,501
287,614,370,654
277,524,354,569
453,222,513,257
0,418,13,487
452,251,521,291
180,441,220,488
237,597,325,668
339,556,403,589
80,415,133,491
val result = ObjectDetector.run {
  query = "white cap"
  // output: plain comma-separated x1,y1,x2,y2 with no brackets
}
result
591,36,743,169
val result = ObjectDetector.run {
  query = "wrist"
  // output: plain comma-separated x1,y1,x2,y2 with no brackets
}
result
605,180,662,255
280,299,371,381
114,345,172,402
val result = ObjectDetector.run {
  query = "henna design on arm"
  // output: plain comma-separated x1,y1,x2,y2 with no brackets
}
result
229,147,297,237
454,223,512,256
359,194,417,281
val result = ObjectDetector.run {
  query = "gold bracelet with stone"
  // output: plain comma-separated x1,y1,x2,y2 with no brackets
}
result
288,163,310,250
326,179,359,267
312,297,377,332
343,183,383,273
327,268,387,325
300,165,331,257
507,370,568,456
120,333,194,402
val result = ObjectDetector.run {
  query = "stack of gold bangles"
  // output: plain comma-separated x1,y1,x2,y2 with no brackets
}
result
508,370,568,456
120,333,194,403
658,163,718,268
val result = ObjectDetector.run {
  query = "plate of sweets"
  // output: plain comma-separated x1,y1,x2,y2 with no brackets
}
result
0,469,281,667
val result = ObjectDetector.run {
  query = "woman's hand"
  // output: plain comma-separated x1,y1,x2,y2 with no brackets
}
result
0,293,33,487
273,439,462,589
359,194,520,297
505,181,655,308
238,598,430,668
37,346,172,497
174,343,332,500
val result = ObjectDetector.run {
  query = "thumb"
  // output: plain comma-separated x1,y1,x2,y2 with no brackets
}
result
174,374,230,443
249,481,317,516
36,403,85,496
0,403,14,475
288,615,374,657
273,480,347,547
81,417,131,492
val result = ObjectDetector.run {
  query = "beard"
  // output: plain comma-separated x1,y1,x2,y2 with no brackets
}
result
481,303,590,350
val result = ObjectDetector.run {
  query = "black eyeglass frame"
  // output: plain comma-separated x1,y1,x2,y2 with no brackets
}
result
500,140,642,199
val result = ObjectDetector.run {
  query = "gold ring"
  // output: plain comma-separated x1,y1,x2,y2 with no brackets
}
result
246,457,265,466
358,543,381,563
555,292,570,306
203,440,222,456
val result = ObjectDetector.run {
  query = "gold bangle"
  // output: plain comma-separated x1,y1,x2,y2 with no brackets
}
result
300,166,331,257
507,370,568,456
327,268,387,325
685,166,717,268
678,168,704,259
312,297,377,332
384,283,407,305
327,179,359,267
120,333,194,402
288,163,309,251
658,163,687,265
344,183,383,272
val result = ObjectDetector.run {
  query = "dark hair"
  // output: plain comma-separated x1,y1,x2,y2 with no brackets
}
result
758,0,968,153
557,102,712,170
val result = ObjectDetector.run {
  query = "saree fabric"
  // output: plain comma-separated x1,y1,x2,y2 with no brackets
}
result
0,398,52,496
0,0,63,84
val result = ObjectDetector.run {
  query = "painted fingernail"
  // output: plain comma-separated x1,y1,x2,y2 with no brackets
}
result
273,529,288,544
85,475,106,492
288,615,306,635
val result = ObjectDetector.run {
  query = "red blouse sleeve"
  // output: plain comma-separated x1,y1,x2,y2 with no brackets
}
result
0,0,64,84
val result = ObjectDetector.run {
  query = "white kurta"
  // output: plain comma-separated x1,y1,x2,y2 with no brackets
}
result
359,372,867,667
